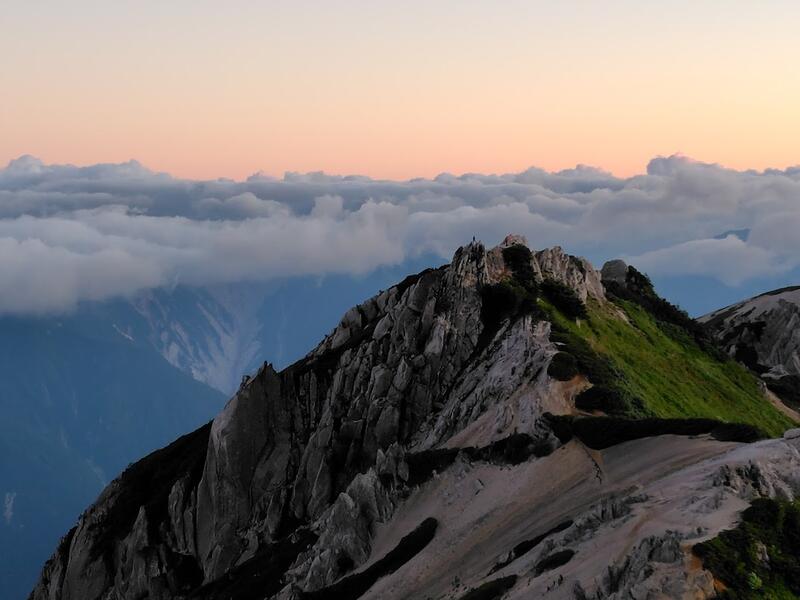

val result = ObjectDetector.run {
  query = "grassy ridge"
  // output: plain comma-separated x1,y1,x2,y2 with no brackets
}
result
545,298,794,438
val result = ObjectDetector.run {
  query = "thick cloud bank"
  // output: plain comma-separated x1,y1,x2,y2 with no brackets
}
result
1,154,799,314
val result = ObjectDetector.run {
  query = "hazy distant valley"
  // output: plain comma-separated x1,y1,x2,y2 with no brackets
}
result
1,260,440,598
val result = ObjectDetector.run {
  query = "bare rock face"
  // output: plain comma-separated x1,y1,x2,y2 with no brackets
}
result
533,247,605,302
700,286,800,407
489,235,606,303
32,237,599,600
29,238,800,600
600,259,628,286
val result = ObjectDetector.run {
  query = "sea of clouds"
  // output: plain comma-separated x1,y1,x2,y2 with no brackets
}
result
1,154,799,315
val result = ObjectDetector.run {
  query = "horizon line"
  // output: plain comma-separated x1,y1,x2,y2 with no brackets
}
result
4,152,800,185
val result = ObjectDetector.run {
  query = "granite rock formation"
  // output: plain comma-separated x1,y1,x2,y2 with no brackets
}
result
30,237,800,600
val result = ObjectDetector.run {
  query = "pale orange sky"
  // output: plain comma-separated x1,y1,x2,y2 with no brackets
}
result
2,1,799,180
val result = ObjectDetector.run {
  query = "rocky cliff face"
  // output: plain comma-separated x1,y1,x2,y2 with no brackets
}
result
700,286,800,408
30,237,800,600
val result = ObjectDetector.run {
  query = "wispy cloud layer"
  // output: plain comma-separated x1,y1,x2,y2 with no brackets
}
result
1,154,799,314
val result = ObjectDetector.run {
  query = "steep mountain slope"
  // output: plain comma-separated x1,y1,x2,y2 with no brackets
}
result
700,287,800,410
597,260,793,433
30,236,798,600
0,317,224,600
2,260,440,598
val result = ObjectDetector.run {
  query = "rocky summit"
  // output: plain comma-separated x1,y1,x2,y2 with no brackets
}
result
30,236,800,600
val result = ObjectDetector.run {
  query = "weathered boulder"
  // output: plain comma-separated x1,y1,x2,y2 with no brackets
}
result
600,259,629,286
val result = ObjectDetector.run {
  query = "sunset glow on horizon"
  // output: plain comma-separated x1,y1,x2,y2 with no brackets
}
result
3,0,800,180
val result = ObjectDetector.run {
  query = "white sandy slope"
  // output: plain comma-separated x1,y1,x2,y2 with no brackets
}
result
348,432,800,600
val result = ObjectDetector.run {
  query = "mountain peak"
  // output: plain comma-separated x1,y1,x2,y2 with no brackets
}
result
500,233,529,248
32,236,603,598
30,236,799,600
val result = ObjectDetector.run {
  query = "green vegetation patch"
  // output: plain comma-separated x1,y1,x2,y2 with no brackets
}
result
545,414,764,450
478,245,543,353
548,316,621,389
480,279,538,327
547,351,579,381
693,498,800,599
457,575,518,600
541,277,587,319
543,298,794,437
501,244,538,293
534,549,575,576
405,433,553,487
574,385,629,415
489,519,573,575
604,266,723,357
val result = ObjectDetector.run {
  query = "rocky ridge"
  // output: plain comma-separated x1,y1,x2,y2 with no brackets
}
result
30,236,799,600
701,286,800,409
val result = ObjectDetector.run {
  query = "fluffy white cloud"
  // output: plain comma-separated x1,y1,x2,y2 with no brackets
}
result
626,236,788,286
0,154,798,314
0,236,163,314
